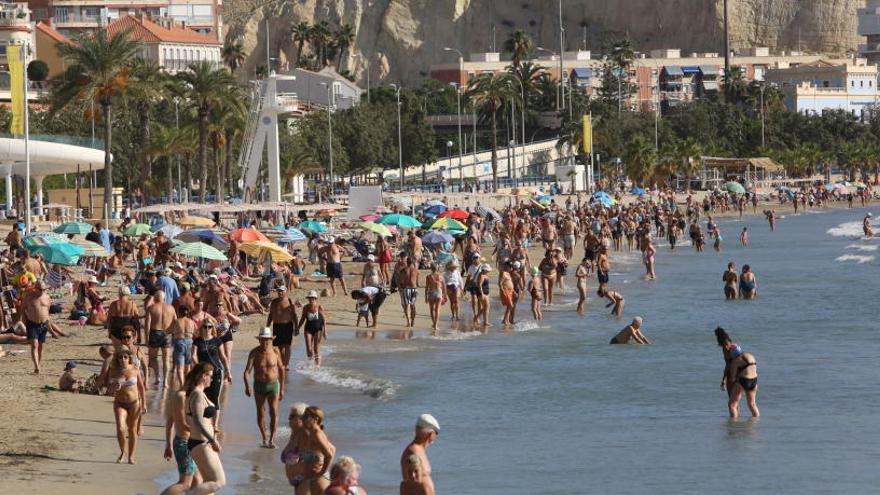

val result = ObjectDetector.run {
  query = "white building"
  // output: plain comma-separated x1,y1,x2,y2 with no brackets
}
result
859,0,880,66
276,67,362,112
765,60,880,119
107,14,220,73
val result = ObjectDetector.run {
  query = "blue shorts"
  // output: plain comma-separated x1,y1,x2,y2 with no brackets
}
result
26,319,49,343
172,337,193,366
173,435,196,475
326,262,343,279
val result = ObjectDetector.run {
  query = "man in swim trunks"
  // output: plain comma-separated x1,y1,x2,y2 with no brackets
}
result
609,317,650,344
266,285,298,370
243,327,285,448
424,264,446,332
596,246,611,291
401,414,440,495
722,262,738,300
560,215,577,260
162,376,201,494
397,256,420,328
325,238,348,296
24,280,51,374
145,290,177,388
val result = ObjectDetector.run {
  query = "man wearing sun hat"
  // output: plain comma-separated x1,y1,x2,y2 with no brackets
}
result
243,327,285,448
401,413,440,495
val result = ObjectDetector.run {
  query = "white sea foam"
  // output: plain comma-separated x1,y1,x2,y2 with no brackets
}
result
827,220,876,238
419,330,483,341
845,244,879,252
835,254,875,264
295,363,398,400
512,321,545,333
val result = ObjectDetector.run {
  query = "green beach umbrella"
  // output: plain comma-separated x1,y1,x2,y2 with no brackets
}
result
377,213,422,228
124,223,152,236
299,220,327,233
724,181,746,194
23,233,66,248
53,222,93,235
30,243,84,266
359,221,393,237
170,242,228,261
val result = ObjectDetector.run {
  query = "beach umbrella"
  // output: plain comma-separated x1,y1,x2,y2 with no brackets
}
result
176,230,229,249
69,239,112,257
176,216,215,227
424,204,447,216
123,223,152,236
377,213,421,228
853,182,868,189
229,227,270,242
170,242,228,261
421,230,454,245
437,209,469,220
30,243,84,265
298,220,327,233
593,196,616,207
359,214,381,222
724,181,746,194
594,190,611,197
530,198,548,209
273,226,306,241
832,183,850,194
23,233,66,248
475,206,502,221
630,187,646,195
359,221,393,237
238,241,293,262
154,224,184,239
315,209,341,217
430,217,467,231
53,221,92,235
373,205,393,213
426,200,445,207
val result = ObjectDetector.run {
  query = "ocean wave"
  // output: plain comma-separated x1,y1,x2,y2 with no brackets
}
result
294,363,398,400
418,330,483,341
845,244,879,252
827,220,874,238
835,254,875,264
512,321,545,333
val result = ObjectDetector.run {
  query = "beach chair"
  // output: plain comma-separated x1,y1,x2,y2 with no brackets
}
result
46,268,68,298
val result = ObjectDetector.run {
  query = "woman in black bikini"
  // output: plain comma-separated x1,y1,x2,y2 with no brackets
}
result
727,344,760,419
185,362,226,494
297,291,327,365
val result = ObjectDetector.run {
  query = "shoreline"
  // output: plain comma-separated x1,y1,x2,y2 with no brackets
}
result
0,194,869,493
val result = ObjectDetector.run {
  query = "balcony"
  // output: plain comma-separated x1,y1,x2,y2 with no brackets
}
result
54,12,104,27
858,43,880,54
168,15,214,26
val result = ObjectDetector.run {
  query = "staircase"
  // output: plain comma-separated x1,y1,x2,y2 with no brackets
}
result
238,81,266,201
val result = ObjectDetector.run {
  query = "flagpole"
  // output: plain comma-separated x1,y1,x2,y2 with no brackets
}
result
588,112,594,193
23,42,31,233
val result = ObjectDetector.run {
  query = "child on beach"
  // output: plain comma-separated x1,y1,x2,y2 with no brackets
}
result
58,360,82,392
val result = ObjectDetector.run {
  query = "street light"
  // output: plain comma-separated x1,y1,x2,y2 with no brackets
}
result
443,47,464,87
449,82,464,190
536,46,561,111
390,83,404,190
446,140,453,191
509,77,526,187
174,97,182,202
319,82,334,197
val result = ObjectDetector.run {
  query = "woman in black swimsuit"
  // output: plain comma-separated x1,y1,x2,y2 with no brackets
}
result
727,345,760,419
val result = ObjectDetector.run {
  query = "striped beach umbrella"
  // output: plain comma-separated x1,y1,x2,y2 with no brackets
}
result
69,239,112,257
170,242,228,261
123,223,152,236
30,243,85,265
238,241,293,262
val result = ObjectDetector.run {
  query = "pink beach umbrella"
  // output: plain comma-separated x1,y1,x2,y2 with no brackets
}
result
359,214,381,221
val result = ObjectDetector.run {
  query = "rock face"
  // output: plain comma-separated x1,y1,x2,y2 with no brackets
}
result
223,0,862,84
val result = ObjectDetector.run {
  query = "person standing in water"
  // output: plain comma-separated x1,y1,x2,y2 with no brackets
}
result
863,212,874,238
727,344,760,419
498,261,517,326
740,227,749,247
527,266,543,320
161,365,205,495
722,262,738,300
575,257,592,315
401,414,440,495
243,327,285,448
424,264,446,332
739,265,757,299
643,239,657,279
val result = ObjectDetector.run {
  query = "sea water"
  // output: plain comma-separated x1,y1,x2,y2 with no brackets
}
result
196,207,880,494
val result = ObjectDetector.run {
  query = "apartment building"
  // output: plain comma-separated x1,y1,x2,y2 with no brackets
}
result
766,60,880,119
858,0,880,66
106,13,220,72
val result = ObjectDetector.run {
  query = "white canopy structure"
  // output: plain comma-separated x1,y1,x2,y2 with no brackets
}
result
0,136,108,214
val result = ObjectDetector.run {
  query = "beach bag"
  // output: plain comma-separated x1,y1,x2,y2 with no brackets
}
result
49,302,63,314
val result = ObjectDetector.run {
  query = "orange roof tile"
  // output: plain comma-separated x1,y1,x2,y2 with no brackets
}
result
107,14,220,45
35,21,69,44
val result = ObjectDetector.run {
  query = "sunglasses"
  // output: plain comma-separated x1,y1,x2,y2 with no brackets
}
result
121,335,133,340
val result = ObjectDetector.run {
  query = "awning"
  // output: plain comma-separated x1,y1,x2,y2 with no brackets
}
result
700,65,720,76
572,67,593,78
681,66,701,73
702,81,719,91
663,65,684,76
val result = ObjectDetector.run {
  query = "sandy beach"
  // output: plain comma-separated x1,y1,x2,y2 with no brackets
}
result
0,193,846,493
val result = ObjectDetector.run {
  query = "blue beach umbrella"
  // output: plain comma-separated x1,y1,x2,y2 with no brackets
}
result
299,221,327,233
377,213,422,228
630,187,646,195
421,230,454,245
53,222,92,235
176,230,228,249
30,243,85,265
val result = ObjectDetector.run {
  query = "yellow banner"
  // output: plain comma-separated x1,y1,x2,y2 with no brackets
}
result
582,114,592,154
7,44,24,136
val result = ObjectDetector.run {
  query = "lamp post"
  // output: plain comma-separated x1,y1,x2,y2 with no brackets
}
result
174,97,182,202
559,0,565,111
390,83,404,190
446,140,453,191
443,47,464,88
319,82,334,196
760,83,766,148
449,82,464,190
536,46,560,111
510,77,526,187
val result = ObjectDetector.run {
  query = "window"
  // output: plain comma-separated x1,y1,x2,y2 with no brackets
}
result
860,80,864,87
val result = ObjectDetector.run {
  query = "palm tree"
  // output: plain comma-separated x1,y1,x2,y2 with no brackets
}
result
623,135,656,186
334,24,356,71
174,61,241,203
310,21,331,68
610,37,635,70
291,22,311,68
282,149,322,194
722,66,748,104
503,30,532,69
221,94,246,197
674,137,702,188
222,40,246,73
128,58,166,184
208,107,227,202
51,27,142,216
144,125,188,202
468,73,514,189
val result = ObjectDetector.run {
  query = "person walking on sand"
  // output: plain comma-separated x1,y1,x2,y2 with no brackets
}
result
325,238,348,296
23,280,51,374
111,350,146,464
424,264,446,332
396,257,420,328
499,261,517,325
169,305,197,389
527,266,543,320
185,361,226,495
296,291,327,365
267,285,298,371
161,365,205,495
401,414,440,495
609,317,650,344
443,260,463,321
723,262,738,300
243,327,285,448
146,290,177,388
727,344,760,419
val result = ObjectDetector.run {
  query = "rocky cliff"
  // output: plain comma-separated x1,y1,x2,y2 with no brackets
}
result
222,0,863,84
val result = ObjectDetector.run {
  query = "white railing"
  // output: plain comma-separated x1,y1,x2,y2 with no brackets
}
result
237,82,264,188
